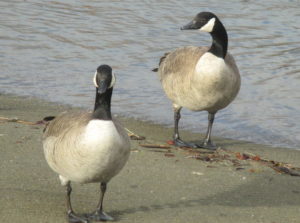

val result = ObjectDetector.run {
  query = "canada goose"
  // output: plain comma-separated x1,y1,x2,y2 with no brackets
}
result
153,12,241,149
43,65,130,222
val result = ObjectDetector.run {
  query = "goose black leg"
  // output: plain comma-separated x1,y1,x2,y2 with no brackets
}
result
66,183,89,223
173,106,199,148
87,182,114,221
199,112,217,150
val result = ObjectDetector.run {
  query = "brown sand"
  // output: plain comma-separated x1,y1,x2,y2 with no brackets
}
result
1,94,300,223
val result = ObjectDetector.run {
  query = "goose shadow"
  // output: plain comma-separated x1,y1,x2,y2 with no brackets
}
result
110,175,300,220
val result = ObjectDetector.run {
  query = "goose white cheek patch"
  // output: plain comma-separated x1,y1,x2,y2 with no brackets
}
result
93,71,98,87
200,17,216,32
93,71,116,89
109,72,116,88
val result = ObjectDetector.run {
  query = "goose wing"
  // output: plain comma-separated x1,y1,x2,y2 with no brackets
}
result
157,46,208,79
43,111,91,138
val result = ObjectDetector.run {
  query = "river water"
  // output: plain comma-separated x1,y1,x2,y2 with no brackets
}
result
1,0,299,148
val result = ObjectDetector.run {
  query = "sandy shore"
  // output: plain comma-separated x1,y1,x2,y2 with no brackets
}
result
1,93,300,223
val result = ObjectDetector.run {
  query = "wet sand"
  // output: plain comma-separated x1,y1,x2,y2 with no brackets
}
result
1,94,300,223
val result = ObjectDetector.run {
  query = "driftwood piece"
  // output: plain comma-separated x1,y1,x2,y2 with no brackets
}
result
0,116,39,125
139,144,171,149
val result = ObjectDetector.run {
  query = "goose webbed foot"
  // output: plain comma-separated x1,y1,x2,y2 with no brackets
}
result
86,210,114,222
198,140,217,150
84,182,113,221
68,211,89,223
174,138,200,148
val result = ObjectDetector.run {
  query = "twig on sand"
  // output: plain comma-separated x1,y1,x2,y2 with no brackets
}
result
125,128,146,140
0,116,39,125
139,144,171,149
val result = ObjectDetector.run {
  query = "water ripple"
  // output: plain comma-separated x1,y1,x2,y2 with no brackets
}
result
0,0,299,148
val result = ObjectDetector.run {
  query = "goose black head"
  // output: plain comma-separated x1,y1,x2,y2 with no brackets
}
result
93,64,116,94
181,11,219,33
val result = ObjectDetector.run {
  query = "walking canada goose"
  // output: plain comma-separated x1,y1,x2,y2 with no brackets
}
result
153,11,241,150
43,65,130,222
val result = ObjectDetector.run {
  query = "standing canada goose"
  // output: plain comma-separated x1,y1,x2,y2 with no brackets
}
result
43,65,130,222
153,11,241,150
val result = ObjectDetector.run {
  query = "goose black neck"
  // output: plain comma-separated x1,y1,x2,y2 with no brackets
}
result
208,20,228,59
92,88,113,120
